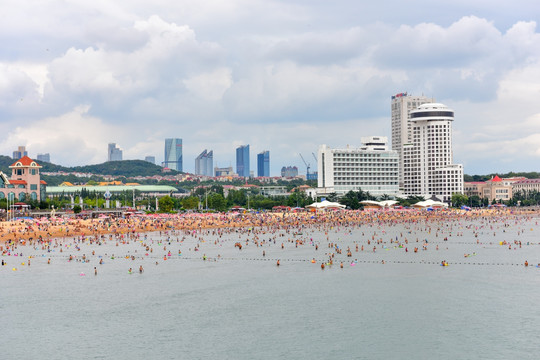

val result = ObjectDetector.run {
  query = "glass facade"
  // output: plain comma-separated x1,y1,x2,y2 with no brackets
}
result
257,151,270,177
236,145,250,177
164,138,183,172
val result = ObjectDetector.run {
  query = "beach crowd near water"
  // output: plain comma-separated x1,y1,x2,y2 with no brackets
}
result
2,208,540,273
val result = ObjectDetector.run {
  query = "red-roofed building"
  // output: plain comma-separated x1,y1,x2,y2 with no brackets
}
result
0,156,47,202
464,175,514,202
512,178,540,194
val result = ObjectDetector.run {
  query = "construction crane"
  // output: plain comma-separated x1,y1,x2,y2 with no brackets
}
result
299,153,310,178
312,152,317,162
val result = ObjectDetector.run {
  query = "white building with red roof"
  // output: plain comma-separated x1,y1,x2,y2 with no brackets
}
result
0,156,47,202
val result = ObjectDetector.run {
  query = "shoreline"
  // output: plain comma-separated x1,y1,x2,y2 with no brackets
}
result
1,208,538,245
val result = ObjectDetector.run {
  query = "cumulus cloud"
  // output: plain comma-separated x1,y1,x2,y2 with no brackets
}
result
0,1,540,175
0,105,123,166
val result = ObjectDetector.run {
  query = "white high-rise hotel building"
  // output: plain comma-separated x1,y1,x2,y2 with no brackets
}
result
391,93,435,187
402,103,463,202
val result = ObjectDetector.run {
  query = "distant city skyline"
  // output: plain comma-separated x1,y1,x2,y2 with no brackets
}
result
1,1,539,175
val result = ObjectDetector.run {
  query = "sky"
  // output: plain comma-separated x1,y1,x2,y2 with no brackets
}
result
1,0,540,176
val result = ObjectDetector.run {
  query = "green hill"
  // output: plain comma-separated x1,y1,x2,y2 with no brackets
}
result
0,156,178,177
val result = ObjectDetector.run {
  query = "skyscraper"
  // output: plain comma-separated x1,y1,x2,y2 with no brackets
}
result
206,151,213,176
257,151,270,177
145,156,155,164
164,138,182,171
236,145,250,177
107,143,123,161
12,146,28,160
402,103,464,203
195,149,214,176
391,93,434,187
37,153,51,163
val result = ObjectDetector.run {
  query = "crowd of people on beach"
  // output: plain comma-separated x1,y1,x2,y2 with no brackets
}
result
1,207,539,272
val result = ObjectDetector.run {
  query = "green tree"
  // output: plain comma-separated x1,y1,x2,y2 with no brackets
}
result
73,205,82,214
339,191,360,210
208,193,227,212
182,196,199,210
158,195,175,212
451,193,468,208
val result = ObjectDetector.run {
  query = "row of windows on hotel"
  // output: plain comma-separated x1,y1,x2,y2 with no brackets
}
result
334,164,398,172
335,182,399,186
335,177,398,182
332,154,396,158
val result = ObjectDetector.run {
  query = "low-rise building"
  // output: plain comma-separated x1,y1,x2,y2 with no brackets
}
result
0,156,47,202
512,178,540,195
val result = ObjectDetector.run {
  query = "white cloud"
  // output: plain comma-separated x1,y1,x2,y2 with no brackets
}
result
0,1,540,175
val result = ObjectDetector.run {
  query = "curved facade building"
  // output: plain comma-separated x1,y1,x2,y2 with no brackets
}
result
164,138,183,172
403,103,463,203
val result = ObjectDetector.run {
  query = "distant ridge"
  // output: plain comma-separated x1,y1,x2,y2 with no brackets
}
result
0,156,179,177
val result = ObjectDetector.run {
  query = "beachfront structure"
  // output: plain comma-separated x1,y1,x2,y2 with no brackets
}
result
195,150,214,176
465,176,526,202
281,166,299,178
164,138,183,171
12,146,28,160
402,103,464,203
512,178,540,196
37,153,50,163
257,151,270,177
107,143,123,162
317,136,399,197
46,184,178,198
236,145,250,177
0,156,46,202
391,93,435,187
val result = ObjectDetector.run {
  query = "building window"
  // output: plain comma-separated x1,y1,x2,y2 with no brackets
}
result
30,184,37,190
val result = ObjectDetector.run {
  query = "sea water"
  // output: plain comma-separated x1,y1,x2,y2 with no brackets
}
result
2,217,540,359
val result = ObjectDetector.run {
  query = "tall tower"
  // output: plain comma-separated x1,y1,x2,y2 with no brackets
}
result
236,145,250,177
195,150,207,175
402,103,464,203
257,151,270,177
164,138,183,171
13,146,28,160
391,93,434,187
206,150,214,176
108,143,123,162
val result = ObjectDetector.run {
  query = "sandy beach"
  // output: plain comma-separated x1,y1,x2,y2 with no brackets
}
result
1,208,537,246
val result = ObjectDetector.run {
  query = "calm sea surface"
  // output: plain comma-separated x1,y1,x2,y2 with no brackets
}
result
2,215,540,359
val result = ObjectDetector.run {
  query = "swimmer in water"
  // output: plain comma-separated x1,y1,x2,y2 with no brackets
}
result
94,267,97,275
139,265,144,273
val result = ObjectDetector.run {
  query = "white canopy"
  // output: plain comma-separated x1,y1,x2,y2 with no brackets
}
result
360,200,398,207
305,200,346,209
412,199,448,208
